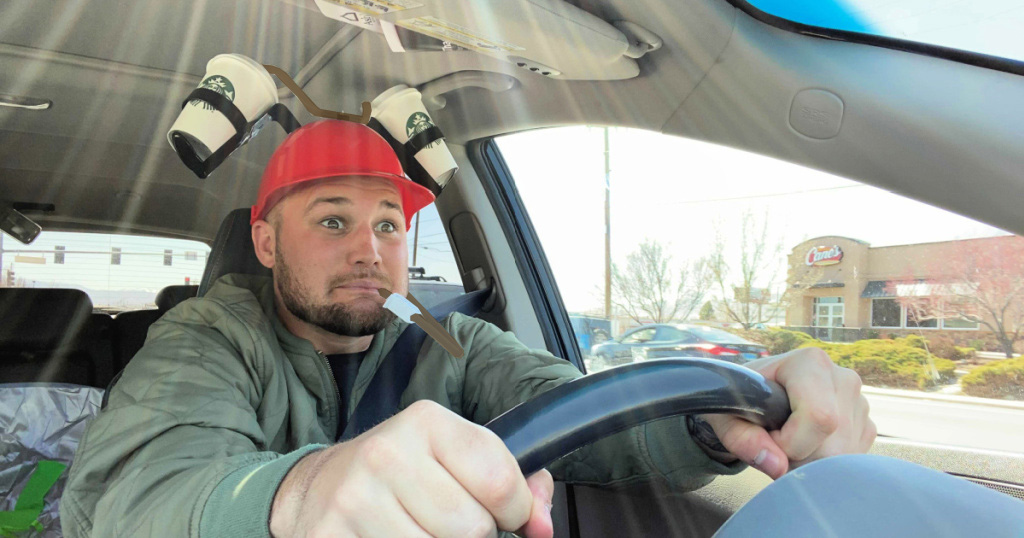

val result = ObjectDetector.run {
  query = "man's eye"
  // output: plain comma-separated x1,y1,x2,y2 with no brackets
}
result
377,221,397,233
320,217,344,230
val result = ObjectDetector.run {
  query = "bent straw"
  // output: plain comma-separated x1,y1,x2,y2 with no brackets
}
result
378,288,465,358
262,64,372,124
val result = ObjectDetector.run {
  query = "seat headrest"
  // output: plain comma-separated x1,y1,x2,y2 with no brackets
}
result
156,285,199,311
0,288,93,351
199,208,271,297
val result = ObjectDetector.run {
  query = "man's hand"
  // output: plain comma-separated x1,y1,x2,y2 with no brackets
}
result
697,347,876,479
270,400,554,538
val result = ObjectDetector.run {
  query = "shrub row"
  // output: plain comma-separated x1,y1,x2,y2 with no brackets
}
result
801,337,957,389
961,358,1024,400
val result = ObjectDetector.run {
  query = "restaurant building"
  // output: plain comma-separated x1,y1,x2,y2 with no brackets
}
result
784,235,1013,344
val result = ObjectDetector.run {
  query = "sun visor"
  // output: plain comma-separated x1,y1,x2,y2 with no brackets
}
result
314,0,660,80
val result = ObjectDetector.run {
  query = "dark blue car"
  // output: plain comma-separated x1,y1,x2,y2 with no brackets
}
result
590,323,769,369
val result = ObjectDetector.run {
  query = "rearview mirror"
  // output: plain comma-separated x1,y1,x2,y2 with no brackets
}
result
0,206,41,244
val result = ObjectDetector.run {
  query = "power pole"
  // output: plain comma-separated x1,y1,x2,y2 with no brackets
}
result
412,212,420,266
604,127,612,321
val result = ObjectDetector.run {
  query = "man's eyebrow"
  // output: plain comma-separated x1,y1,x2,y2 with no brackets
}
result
305,196,403,214
305,196,352,213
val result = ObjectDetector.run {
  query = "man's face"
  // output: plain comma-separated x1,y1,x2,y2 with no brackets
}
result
260,176,409,337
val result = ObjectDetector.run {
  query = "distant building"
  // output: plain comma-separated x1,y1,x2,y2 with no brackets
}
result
786,235,1011,344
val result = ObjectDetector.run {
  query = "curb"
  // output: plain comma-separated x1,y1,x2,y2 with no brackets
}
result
862,386,1024,411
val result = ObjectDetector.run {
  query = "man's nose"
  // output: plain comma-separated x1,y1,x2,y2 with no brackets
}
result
345,222,382,266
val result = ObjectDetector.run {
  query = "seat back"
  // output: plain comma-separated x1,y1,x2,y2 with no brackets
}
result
198,208,270,297
0,289,114,388
111,285,199,370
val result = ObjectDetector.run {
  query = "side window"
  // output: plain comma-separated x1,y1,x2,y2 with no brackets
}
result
496,126,1020,454
621,328,655,344
656,327,686,341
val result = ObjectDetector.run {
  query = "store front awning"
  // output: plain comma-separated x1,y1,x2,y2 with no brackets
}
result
861,281,892,298
861,280,975,298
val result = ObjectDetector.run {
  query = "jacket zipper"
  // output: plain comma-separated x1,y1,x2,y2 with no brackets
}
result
316,349,343,438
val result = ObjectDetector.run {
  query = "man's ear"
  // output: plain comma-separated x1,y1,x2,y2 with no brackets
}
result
252,219,276,269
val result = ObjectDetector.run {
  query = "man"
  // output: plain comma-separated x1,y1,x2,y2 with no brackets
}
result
61,120,875,538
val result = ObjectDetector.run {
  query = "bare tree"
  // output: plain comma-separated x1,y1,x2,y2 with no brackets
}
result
709,211,786,329
890,237,1024,358
611,238,711,324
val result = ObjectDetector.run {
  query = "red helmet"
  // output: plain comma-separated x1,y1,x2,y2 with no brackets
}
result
249,119,435,230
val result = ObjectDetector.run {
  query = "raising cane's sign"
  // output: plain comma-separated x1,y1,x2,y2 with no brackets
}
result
805,245,843,266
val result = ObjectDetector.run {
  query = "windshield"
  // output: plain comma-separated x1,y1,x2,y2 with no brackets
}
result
743,0,1024,63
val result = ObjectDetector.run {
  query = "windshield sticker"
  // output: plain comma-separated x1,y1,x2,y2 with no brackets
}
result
314,0,383,32
396,16,525,53
330,0,423,15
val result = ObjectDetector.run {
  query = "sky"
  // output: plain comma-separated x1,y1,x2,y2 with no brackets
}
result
491,126,1008,314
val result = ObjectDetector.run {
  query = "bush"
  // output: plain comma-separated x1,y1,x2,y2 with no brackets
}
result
800,337,956,389
962,358,1024,400
968,339,985,351
727,327,816,356
928,336,976,361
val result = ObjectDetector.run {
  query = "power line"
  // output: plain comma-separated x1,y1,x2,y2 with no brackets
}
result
642,184,867,206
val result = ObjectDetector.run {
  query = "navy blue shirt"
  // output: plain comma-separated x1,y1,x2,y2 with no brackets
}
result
326,350,366,437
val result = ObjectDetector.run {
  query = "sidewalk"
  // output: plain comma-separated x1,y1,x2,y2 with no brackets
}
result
862,385,1024,410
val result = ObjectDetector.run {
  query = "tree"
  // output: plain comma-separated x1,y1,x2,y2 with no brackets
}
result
698,300,714,321
890,236,1024,358
709,211,786,329
611,238,711,324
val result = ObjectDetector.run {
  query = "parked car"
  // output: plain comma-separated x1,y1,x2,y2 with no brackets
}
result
591,324,769,368
408,269,465,310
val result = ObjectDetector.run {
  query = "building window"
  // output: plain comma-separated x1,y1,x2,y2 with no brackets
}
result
870,299,901,328
940,298,980,330
54,245,65,264
164,249,173,266
943,317,980,329
906,309,938,328
185,251,197,261
111,247,121,265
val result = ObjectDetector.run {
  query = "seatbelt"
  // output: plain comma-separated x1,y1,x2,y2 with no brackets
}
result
340,288,491,441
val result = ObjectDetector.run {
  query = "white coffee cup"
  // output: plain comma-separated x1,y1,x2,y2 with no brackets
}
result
167,53,279,160
371,84,458,187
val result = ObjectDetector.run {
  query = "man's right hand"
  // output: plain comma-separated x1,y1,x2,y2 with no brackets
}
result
269,400,555,538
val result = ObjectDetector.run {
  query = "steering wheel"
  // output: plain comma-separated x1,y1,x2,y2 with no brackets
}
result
484,358,790,476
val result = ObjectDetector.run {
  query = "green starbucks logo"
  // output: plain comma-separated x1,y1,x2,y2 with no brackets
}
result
190,75,235,111
406,111,439,149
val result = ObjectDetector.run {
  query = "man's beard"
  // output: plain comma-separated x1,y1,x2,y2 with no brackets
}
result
275,243,397,337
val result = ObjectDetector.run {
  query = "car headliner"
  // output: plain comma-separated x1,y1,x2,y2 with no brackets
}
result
1,0,1022,243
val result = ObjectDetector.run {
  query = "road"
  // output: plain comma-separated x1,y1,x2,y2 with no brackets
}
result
864,389,1024,454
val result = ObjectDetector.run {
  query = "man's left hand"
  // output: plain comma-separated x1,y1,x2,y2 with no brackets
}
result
698,347,877,479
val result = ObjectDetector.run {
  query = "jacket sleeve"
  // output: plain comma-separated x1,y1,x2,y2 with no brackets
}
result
450,313,747,492
60,302,326,538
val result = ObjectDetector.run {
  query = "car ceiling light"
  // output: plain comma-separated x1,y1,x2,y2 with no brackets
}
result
0,93,51,110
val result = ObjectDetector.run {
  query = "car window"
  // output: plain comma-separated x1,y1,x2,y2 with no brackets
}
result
621,328,656,344
407,203,462,285
1,230,209,312
495,126,1022,454
658,327,701,344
